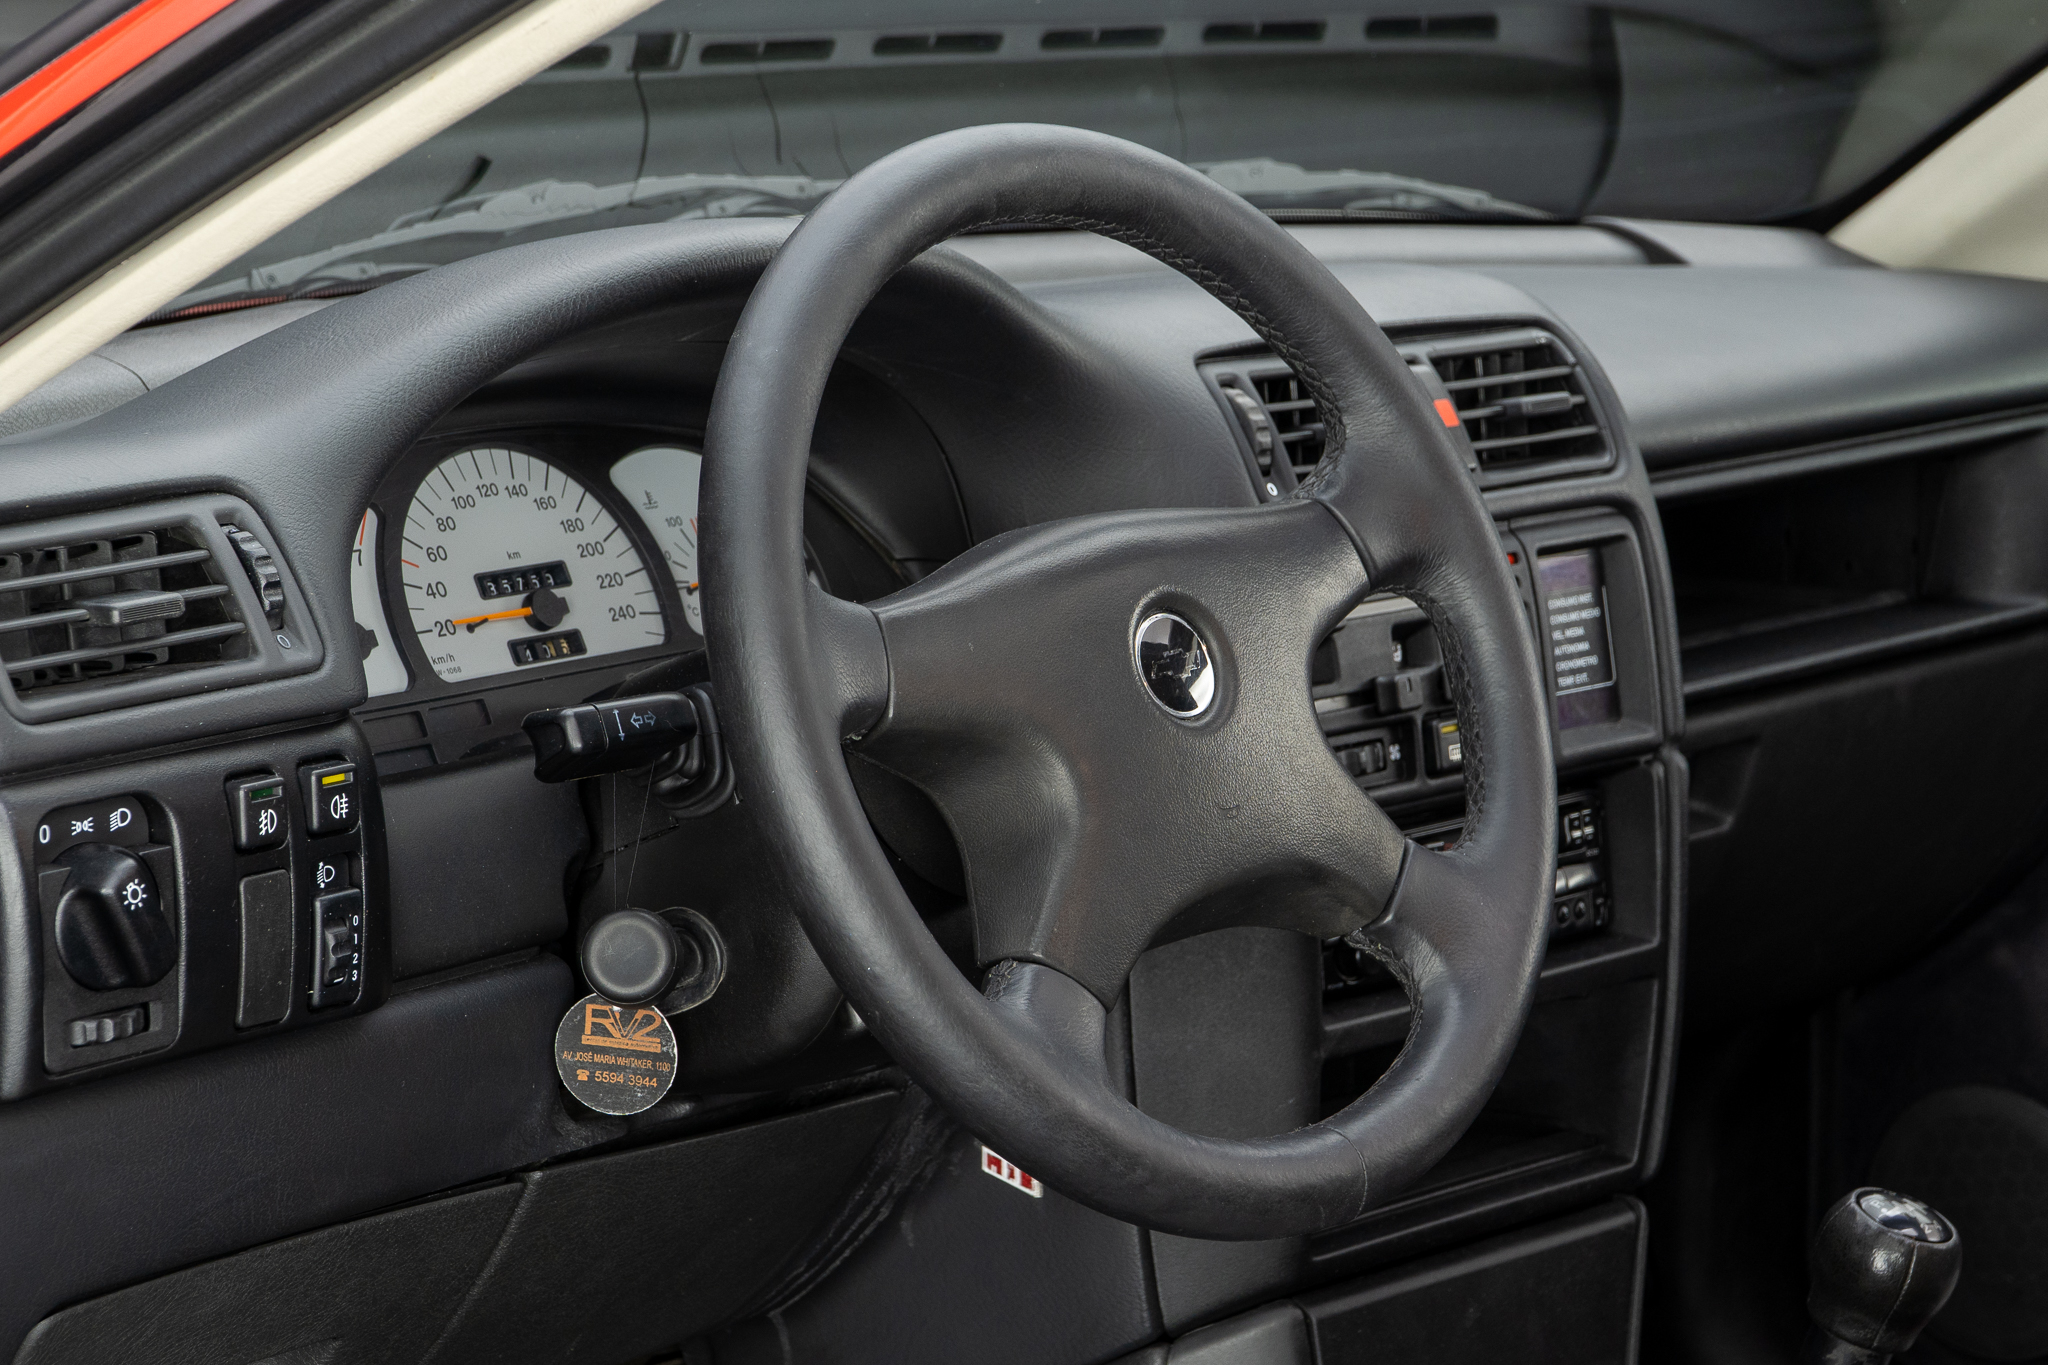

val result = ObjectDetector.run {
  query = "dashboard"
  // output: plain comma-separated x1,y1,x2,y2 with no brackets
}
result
7,213,2048,1362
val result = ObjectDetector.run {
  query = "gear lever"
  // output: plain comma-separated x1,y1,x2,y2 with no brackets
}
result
1806,1187,1962,1364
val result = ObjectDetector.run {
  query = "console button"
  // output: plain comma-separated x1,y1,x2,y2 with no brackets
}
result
302,762,359,837
1428,715,1463,772
1373,670,1427,713
1554,862,1599,895
227,773,289,851
1339,738,1386,778
309,888,362,1009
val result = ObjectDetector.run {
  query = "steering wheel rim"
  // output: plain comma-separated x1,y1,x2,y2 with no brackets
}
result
703,124,1555,1240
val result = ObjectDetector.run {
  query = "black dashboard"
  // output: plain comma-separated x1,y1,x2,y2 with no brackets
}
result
6,214,2048,1361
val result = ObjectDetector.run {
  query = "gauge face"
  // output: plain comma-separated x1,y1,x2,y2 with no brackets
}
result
400,448,663,683
350,508,410,698
609,445,701,637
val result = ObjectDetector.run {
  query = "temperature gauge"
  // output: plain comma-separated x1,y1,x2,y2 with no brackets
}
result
610,446,702,638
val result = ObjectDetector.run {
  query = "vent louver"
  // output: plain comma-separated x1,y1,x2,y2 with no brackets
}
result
1249,371,1327,482
1413,328,1606,472
1207,325,1611,496
0,528,247,697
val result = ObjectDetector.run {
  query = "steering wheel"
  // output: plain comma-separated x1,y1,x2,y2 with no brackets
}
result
703,124,1555,1240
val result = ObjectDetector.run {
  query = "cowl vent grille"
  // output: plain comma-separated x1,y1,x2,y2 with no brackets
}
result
1413,328,1607,471
0,529,247,695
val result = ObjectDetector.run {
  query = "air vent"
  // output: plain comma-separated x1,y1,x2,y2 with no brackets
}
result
1250,371,1327,482
1205,328,1610,496
0,529,247,699
0,498,320,722
1411,329,1607,472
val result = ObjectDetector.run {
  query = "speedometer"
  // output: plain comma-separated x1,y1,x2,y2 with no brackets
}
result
400,447,662,683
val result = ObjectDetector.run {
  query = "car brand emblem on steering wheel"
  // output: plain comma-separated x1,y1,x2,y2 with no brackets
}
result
1133,612,1216,717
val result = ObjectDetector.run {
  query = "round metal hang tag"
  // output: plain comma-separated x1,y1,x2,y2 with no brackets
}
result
554,993,678,1116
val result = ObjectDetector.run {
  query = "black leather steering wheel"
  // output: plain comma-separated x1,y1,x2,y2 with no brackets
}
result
703,124,1556,1240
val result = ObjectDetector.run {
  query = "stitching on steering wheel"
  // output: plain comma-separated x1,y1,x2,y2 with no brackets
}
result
1403,586,1489,840
954,211,1349,463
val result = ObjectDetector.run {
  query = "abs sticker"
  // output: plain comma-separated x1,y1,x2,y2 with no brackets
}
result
980,1145,1044,1198
555,994,677,1116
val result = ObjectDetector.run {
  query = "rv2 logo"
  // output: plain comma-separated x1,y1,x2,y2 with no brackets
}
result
580,1001,666,1053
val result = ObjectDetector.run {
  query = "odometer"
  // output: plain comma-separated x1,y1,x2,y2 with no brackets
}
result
400,448,662,683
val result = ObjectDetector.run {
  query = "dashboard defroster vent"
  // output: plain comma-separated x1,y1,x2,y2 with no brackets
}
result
0,497,321,722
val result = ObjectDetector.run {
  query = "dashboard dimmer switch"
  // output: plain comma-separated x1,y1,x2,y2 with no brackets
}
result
310,889,363,1009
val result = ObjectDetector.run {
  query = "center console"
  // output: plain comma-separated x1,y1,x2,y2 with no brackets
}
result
1291,509,1679,1292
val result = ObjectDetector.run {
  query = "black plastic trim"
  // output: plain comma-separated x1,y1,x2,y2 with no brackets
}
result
1681,599,2048,703
1651,404,2048,504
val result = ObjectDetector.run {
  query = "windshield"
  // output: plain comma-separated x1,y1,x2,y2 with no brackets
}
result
112,0,2048,319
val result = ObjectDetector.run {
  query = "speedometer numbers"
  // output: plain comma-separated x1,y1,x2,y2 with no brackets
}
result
608,446,702,637
400,448,661,683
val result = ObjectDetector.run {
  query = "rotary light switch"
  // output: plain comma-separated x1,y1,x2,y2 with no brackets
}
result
52,842,176,990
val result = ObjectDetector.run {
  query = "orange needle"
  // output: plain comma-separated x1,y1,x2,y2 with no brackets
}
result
451,606,532,631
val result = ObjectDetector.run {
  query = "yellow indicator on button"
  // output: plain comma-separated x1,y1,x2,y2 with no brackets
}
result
321,771,352,787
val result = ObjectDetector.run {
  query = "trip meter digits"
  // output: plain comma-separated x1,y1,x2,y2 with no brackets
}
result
400,448,662,683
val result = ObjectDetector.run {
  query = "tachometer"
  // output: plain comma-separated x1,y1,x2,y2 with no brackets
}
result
609,445,702,637
400,447,662,683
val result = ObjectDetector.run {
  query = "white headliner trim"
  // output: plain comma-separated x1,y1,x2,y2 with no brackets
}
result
0,0,662,415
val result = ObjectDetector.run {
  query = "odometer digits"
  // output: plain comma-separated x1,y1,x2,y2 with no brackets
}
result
400,448,662,683
476,561,570,600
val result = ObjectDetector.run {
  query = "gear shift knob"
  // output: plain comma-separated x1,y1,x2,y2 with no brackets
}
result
1807,1188,1962,1363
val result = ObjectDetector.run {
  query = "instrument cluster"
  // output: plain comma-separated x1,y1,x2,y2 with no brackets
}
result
349,432,704,705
